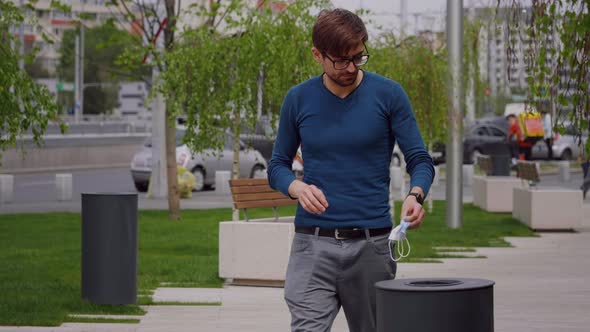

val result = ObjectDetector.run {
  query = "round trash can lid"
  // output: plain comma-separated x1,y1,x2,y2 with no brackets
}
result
375,278,495,292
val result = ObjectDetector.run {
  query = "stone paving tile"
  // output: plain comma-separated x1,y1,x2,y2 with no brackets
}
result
152,288,222,304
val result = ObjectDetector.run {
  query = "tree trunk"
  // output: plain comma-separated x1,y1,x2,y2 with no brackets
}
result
232,111,241,221
165,103,180,221
164,0,180,221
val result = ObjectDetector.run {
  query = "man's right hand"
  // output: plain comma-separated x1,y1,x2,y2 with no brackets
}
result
288,180,329,214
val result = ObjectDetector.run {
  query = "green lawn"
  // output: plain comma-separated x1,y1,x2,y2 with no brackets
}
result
0,202,535,326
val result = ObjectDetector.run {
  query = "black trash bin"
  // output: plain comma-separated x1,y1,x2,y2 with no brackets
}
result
81,193,138,304
375,278,494,332
490,155,511,176
486,143,512,176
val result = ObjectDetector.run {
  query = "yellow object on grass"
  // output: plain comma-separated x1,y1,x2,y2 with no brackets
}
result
177,165,196,198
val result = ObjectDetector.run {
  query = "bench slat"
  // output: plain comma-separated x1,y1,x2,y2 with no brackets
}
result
231,185,276,194
477,155,492,175
235,198,297,209
230,179,269,187
233,192,288,202
517,162,539,183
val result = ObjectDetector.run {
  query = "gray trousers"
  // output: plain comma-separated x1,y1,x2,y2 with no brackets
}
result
284,230,396,332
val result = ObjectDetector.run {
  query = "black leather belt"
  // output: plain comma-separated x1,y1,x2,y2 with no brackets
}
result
295,226,391,240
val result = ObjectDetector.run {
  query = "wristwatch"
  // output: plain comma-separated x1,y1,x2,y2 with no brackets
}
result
407,192,424,205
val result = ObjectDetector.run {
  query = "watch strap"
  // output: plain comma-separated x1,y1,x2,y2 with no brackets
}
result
407,192,424,205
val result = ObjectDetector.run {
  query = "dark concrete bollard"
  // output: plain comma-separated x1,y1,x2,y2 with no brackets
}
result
81,193,138,304
375,278,495,332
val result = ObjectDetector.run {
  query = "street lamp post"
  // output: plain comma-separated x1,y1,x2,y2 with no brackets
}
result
446,0,464,229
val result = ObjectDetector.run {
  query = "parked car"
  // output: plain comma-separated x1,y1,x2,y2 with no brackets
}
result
432,121,511,164
130,129,267,192
531,124,588,160
239,115,277,162
391,143,444,167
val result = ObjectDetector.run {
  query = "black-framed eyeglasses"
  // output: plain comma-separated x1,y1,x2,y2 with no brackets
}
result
322,44,370,70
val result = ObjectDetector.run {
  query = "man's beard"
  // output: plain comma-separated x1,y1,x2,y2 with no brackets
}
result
325,70,359,87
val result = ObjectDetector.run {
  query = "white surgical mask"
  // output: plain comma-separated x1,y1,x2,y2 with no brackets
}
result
388,220,411,262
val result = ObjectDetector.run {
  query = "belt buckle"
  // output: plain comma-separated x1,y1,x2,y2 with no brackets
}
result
334,229,347,240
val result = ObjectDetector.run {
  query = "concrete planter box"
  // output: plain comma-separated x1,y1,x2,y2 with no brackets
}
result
512,187,582,231
219,217,295,286
472,175,522,212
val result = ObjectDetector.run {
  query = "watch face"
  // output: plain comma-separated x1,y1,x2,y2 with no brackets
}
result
409,192,423,205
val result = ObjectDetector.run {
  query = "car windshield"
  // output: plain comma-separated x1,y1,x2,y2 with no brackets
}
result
143,130,186,147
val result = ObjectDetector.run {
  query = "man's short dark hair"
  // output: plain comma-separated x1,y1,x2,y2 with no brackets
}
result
312,8,368,57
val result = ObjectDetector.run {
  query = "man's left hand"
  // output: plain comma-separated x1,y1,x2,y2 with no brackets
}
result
401,190,425,229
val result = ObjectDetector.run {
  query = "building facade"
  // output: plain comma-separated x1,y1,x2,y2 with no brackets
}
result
11,0,133,75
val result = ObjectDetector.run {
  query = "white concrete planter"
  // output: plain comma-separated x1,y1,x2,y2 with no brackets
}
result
472,175,522,212
219,217,295,285
512,187,582,231
0,174,14,204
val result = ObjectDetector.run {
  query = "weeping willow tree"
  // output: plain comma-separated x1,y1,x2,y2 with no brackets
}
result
497,0,590,154
161,0,324,219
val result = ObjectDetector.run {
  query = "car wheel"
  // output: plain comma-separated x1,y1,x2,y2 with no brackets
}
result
392,154,401,167
134,181,148,192
191,167,205,192
470,149,482,164
560,149,572,161
250,164,267,179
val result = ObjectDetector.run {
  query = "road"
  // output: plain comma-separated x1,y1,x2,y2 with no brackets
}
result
1,166,586,208
11,167,137,203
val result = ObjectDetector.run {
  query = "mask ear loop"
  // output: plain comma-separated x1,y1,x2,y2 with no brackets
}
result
388,238,411,262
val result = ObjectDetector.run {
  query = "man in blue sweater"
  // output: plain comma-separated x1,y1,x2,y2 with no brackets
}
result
267,8,435,332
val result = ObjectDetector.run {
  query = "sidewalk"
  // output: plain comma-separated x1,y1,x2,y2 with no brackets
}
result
1,221,589,332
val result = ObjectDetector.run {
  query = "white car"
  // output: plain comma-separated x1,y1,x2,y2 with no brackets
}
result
130,130,267,192
531,127,588,160
391,144,442,167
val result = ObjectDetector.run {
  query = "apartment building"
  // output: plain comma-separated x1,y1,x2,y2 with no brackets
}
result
116,81,150,120
11,0,133,75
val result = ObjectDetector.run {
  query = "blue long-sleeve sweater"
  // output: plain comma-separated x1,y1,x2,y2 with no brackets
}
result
267,71,435,229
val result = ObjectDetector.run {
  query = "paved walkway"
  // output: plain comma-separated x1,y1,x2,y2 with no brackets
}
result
2,222,589,332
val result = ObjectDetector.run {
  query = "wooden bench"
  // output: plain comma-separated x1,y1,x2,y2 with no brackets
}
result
516,161,540,186
513,161,582,231
476,155,492,176
220,178,298,286
229,178,297,221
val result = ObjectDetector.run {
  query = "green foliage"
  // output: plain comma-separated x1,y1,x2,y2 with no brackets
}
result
498,0,590,154
368,34,448,146
161,0,324,154
58,22,149,115
0,0,67,156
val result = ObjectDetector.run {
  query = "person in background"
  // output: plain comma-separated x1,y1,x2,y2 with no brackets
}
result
506,114,533,161
542,110,553,160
